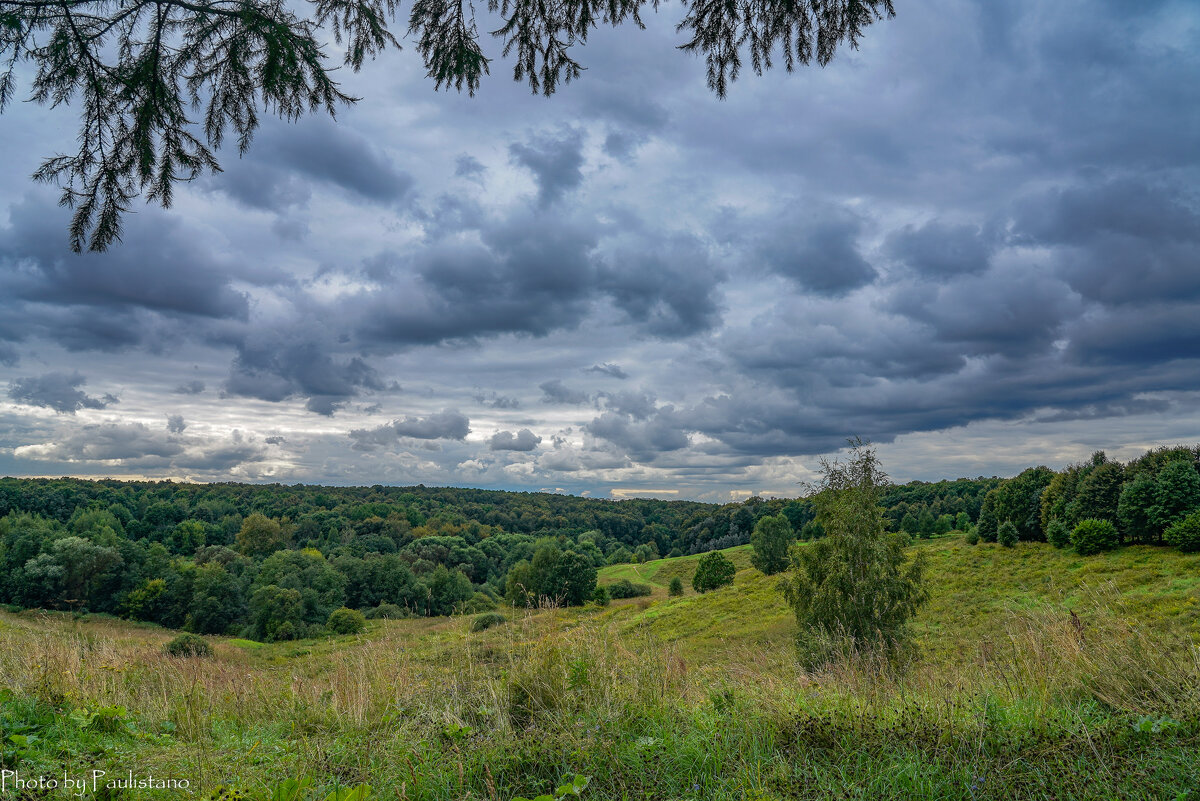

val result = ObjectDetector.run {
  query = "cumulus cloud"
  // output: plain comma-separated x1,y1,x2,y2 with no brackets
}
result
489,429,542,451
540,380,591,405
8,372,117,414
508,128,586,207
349,409,471,450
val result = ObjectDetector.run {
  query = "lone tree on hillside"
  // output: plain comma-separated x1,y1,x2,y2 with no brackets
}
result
750,513,792,575
781,439,927,666
692,550,735,593
0,0,896,251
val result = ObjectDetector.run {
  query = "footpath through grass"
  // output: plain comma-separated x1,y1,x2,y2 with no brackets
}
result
2,537,1199,799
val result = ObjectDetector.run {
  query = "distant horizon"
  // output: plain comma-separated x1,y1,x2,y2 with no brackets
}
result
4,433,1195,504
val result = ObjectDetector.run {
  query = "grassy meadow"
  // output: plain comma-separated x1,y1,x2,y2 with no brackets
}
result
3,537,1200,799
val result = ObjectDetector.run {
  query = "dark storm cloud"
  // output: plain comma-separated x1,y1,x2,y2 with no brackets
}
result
166,415,188,433
222,337,390,415
261,117,414,205
265,435,286,445
1011,178,1200,305
0,343,17,366
0,197,249,324
585,363,629,379
489,428,542,451
1066,303,1200,368
174,381,207,395
349,410,470,450
597,234,724,337
358,213,599,345
585,407,690,460
886,220,995,276
540,380,591,405
8,372,117,414
508,128,586,207
887,266,1082,358
754,205,877,296
599,389,657,420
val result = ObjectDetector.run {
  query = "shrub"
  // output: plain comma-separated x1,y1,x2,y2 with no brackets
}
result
607,579,652,599
326,607,366,635
162,633,212,658
1047,518,1071,549
470,612,507,633
1165,511,1200,553
668,576,684,596
460,592,498,614
1071,518,1120,556
590,585,610,606
997,520,1018,548
692,551,736,593
964,529,979,546
366,602,408,620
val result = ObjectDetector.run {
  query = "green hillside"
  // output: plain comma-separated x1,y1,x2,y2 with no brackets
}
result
2,535,1199,799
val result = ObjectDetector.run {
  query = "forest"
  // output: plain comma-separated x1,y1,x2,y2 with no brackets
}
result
0,443,1196,642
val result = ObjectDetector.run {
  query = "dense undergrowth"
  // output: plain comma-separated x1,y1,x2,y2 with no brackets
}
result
2,538,1199,799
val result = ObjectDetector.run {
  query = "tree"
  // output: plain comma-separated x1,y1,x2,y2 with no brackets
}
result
977,494,998,543
1,0,895,251
899,512,919,536
668,576,683,597
917,508,935,538
543,550,597,606
779,440,927,664
691,551,735,593
749,514,792,575
997,520,1018,548
249,584,305,641
955,511,971,531
1117,475,1158,544
237,513,288,559
1151,461,1200,534
1073,460,1124,526
504,560,535,607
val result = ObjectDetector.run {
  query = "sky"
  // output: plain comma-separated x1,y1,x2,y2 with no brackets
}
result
1,0,1198,501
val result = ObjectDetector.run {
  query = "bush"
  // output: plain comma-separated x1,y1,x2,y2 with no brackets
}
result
163,633,212,658
692,551,736,593
460,592,498,614
366,602,409,620
1047,518,1071,549
1165,511,1200,553
668,576,684,596
326,607,366,635
590,585,610,606
469,612,507,632
606,579,652,599
1071,518,1120,556
964,529,979,546
997,520,1018,548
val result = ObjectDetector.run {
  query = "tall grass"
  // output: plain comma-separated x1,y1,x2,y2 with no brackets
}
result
2,551,1199,799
